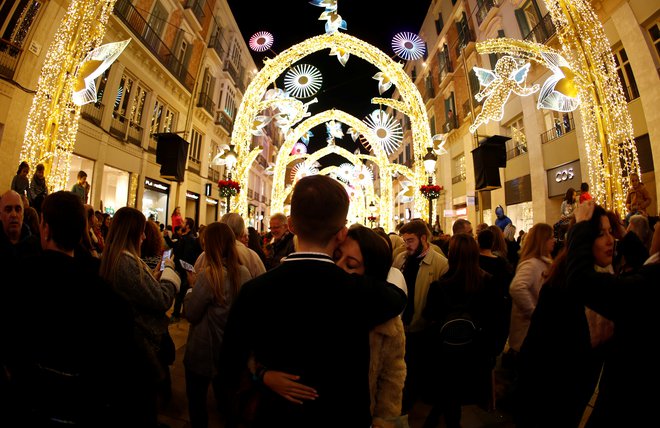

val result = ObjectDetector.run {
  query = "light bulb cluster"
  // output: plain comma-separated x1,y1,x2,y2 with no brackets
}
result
21,1,117,193
475,0,639,214
231,31,433,231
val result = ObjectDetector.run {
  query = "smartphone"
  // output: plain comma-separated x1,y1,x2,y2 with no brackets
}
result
179,259,196,273
160,249,172,271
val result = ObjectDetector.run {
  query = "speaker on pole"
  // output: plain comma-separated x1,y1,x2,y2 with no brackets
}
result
471,135,510,191
156,133,189,182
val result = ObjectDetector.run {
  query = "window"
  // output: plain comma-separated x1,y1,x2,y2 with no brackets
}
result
150,99,177,139
404,144,411,166
452,153,466,183
223,85,236,119
230,39,242,68
435,15,444,34
515,0,542,40
429,114,436,136
0,1,42,53
424,74,435,98
489,30,506,68
113,73,134,121
144,0,167,49
613,47,639,102
540,110,574,143
444,93,456,132
505,116,527,159
189,128,203,165
437,44,452,81
455,12,472,53
129,83,147,127
649,22,660,58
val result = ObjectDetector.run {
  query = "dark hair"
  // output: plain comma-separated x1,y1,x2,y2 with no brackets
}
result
17,161,29,175
399,219,430,241
580,182,589,192
372,227,394,255
290,175,349,245
447,233,484,293
247,226,267,263
477,228,494,250
41,191,86,251
347,225,391,280
23,206,40,239
35,163,45,172
185,217,195,232
141,220,163,258
452,218,472,235
564,188,576,202
77,170,87,179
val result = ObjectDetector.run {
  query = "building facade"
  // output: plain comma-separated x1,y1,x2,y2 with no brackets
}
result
0,0,278,231
391,0,658,234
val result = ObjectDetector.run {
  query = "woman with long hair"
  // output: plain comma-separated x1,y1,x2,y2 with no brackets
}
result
100,207,180,427
11,161,29,201
422,234,506,428
171,206,183,231
507,223,554,354
515,204,615,428
28,163,48,214
183,222,251,428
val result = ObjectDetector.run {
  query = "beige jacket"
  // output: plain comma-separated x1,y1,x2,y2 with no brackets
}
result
393,249,448,332
193,242,266,282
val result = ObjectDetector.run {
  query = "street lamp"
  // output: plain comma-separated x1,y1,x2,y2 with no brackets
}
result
423,147,438,226
368,201,377,228
221,144,239,213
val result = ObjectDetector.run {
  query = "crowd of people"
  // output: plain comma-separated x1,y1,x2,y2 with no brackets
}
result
1,161,659,428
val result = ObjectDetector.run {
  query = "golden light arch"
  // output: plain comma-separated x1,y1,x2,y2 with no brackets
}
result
231,31,433,227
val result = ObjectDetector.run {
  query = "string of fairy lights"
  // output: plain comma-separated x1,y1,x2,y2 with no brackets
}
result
21,1,117,192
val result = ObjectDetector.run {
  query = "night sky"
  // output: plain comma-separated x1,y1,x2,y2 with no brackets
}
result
226,0,431,166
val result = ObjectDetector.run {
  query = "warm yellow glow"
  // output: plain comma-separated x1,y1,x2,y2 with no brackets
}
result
21,1,117,192
231,31,433,229
475,0,639,214
555,66,579,98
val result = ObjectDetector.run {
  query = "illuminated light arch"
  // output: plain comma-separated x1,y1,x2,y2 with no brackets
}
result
231,31,433,227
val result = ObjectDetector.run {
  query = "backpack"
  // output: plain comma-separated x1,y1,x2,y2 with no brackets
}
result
438,308,480,347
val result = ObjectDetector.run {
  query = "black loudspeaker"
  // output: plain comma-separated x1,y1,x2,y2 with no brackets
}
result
472,135,510,191
156,133,189,182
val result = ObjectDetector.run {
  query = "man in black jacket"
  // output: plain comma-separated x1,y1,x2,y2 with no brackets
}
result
221,175,406,428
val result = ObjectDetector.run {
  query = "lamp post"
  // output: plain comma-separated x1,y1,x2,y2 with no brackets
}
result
368,201,377,228
423,147,438,226
221,144,238,214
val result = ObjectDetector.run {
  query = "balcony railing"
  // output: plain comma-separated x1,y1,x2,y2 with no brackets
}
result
224,60,241,85
208,34,224,59
622,83,640,102
506,143,528,160
541,115,575,143
197,92,216,116
81,102,104,126
256,154,269,169
456,27,475,58
444,115,459,132
110,112,129,139
114,0,194,91
0,38,21,79
523,13,556,44
127,124,143,147
215,110,234,133
452,173,466,184
185,0,205,24
188,157,201,173
476,0,498,26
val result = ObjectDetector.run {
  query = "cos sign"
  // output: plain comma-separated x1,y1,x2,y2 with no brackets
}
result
555,168,575,182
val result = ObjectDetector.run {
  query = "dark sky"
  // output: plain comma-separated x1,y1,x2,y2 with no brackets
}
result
227,0,431,165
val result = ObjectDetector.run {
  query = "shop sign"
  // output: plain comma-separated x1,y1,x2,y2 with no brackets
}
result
145,178,169,193
206,198,218,205
186,191,200,200
547,160,581,198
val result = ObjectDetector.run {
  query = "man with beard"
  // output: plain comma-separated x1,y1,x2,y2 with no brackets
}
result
392,219,448,413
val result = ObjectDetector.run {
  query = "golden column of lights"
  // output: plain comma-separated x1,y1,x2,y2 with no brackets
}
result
231,31,433,223
21,0,117,192
475,0,639,214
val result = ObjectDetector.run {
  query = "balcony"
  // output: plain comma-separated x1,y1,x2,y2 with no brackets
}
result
452,173,466,184
438,58,453,82
523,13,556,44
541,115,575,144
197,92,216,117
476,0,498,26
455,27,476,58
0,38,21,79
81,102,105,126
188,157,201,173
215,110,234,134
224,61,241,85
208,167,221,182
110,112,129,139
256,154,269,169
444,115,459,132
127,123,143,147
185,0,205,24
506,143,528,160
208,34,225,62
114,0,195,92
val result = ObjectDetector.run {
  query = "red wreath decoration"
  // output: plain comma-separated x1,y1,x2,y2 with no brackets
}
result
218,179,241,197
420,184,443,200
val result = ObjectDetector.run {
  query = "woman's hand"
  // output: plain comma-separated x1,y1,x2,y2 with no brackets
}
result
574,199,595,223
262,371,318,404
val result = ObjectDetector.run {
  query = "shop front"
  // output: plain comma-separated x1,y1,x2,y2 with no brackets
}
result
185,191,200,228
142,177,170,224
547,160,582,198
100,164,130,215
66,154,95,202
205,197,219,224
505,174,533,233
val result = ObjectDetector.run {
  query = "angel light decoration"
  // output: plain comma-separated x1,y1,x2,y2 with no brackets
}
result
469,56,539,133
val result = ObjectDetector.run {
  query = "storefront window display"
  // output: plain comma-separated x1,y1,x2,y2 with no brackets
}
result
66,155,95,201
205,197,218,224
100,165,130,215
142,178,170,223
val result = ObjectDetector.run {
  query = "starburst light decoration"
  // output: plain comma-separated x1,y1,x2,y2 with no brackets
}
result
290,161,320,182
72,39,130,106
470,56,539,133
284,64,323,98
22,0,118,192
392,32,426,61
249,31,274,52
351,164,374,188
337,162,354,182
291,142,308,155
363,109,403,155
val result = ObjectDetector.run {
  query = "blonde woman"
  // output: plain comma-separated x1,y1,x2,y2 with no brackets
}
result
507,223,554,353
183,222,251,428
100,207,180,427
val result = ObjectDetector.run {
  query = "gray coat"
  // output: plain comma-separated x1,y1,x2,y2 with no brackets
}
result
183,265,251,377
